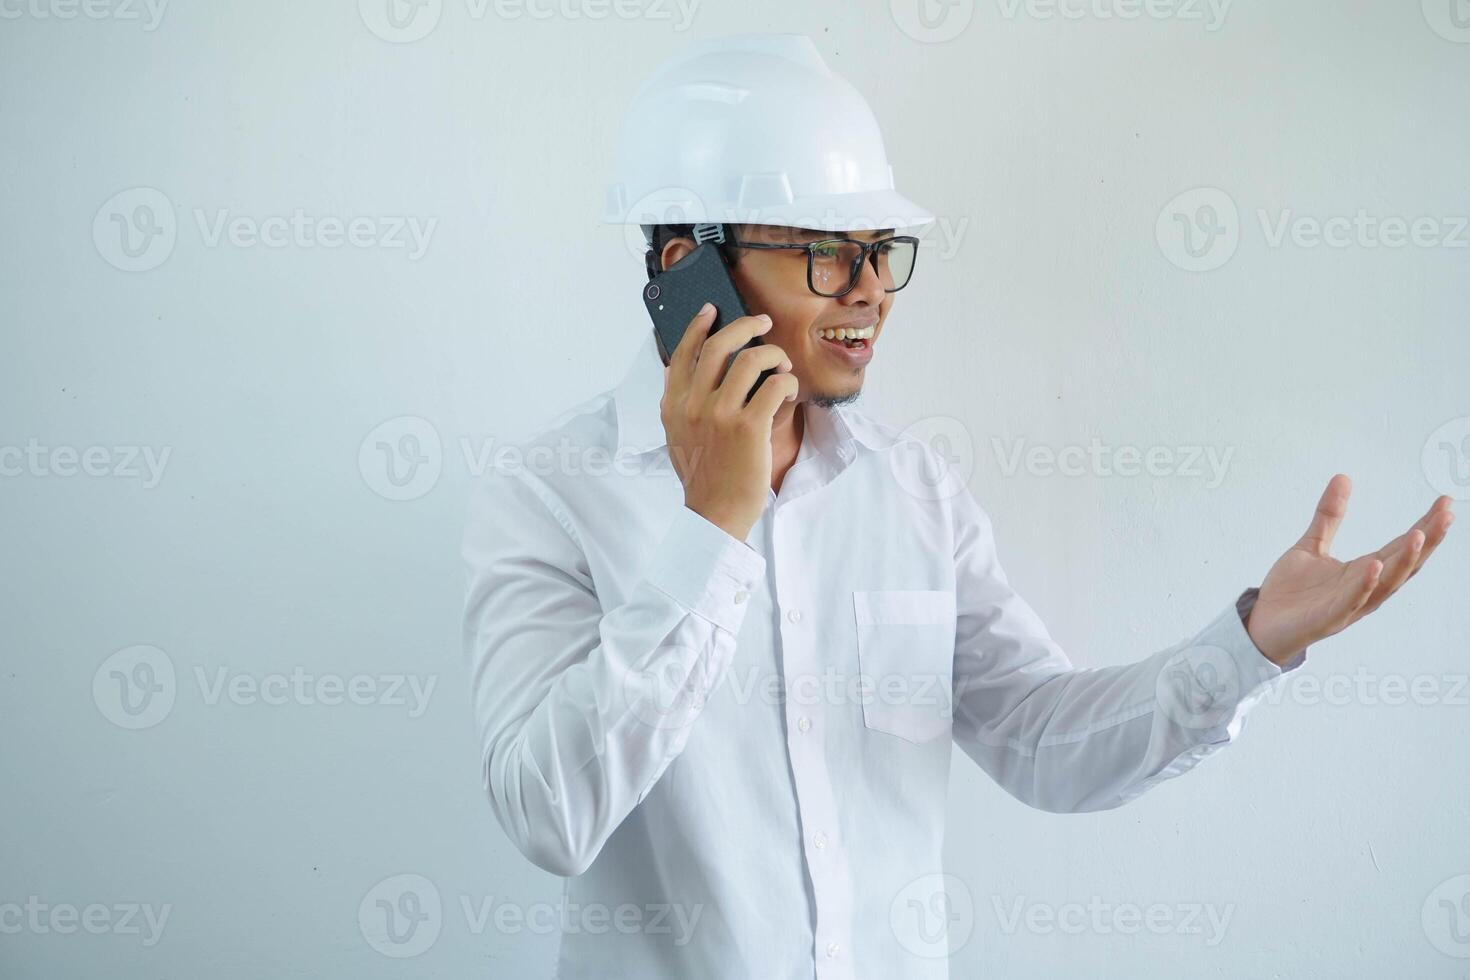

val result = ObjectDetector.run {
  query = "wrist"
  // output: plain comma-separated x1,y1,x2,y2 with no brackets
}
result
1239,587,1304,667
686,501,754,543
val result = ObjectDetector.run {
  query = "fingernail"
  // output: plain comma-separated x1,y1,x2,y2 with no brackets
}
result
699,302,714,315
758,314,772,323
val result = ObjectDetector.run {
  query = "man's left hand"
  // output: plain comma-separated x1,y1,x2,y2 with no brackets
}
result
1246,474,1455,666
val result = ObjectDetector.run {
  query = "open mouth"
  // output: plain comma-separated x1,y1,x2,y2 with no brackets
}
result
817,324,875,351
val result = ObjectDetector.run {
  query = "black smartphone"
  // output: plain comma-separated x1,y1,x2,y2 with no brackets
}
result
642,242,776,404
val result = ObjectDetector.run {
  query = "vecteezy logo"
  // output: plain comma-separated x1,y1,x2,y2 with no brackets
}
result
1157,644,1240,730
1423,874,1470,958
624,645,706,733
890,873,975,957
890,415,974,502
359,874,442,958
1156,187,1240,272
92,645,177,729
359,0,442,43
358,416,443,501
93,187,177,272
890,0,975,43
1423,0,1470,42
615,186,706,262
1422,416,1470,501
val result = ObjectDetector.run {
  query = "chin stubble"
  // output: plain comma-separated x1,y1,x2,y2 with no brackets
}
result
809,389,862,409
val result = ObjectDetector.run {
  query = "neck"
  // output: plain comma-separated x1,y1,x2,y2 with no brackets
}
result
774,398,803,445
769,399,805,494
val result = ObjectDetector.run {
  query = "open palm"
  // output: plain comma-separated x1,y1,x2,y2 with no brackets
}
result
1246,474,1455,665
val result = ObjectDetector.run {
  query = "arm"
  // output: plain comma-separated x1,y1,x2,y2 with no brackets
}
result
950,473,1453,814
949,486,1303,814
461,467,764,876
461,305,795,876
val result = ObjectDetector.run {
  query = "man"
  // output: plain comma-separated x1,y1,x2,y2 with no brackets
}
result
460,34,1453,979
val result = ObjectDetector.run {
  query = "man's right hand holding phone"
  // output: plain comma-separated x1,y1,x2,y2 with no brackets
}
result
660,303,797,542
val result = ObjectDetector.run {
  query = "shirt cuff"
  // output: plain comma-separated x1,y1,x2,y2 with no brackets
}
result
643,505,767,635
1156,593,1305,742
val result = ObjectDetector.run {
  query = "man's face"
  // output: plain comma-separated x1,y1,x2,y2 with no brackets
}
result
663,224,895,408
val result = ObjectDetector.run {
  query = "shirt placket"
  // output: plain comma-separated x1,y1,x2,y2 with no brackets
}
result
765,485,856,980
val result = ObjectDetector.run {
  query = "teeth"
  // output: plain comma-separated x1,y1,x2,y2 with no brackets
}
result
818,325,874,341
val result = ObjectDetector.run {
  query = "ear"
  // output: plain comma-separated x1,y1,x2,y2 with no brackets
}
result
659,236,696,272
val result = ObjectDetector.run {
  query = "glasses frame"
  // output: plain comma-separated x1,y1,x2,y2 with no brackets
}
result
725,234,921,298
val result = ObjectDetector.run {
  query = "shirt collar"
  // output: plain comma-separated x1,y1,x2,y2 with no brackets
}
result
612,330,895,461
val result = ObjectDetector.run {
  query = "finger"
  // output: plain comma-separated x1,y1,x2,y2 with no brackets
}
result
1297,473,1352,556
1414,494,1455,531
668,303,716,391
1406,508,1455,582
670,301,720,396
714,345,791,414
1360,529,1424,614
743,370,800,422
1378,496,1454,575
1333,556,1383,625
1374,522,1424,564
690,314,773,397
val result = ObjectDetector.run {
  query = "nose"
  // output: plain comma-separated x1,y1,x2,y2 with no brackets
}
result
839,247,886,306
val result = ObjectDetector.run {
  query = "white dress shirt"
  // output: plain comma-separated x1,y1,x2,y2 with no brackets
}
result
460,330,1307,979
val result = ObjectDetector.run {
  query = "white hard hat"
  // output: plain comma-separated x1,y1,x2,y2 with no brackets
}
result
603,34,934,237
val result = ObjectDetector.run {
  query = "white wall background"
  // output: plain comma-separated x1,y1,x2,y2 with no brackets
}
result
3,1,1468,976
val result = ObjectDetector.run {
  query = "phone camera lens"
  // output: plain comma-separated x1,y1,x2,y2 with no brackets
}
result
645,284,661,301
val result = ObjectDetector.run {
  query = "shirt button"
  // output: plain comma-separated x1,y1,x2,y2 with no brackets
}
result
796,716,811,733
786,608,802,623
813,831,827,849
733,590,748,605
826,942,840,958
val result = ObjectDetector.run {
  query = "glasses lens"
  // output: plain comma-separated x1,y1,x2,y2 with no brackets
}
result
807,238,918,296
873,238,917,292
808,239,864,296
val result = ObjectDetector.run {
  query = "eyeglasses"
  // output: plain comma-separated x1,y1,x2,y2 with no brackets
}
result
726,235,920,298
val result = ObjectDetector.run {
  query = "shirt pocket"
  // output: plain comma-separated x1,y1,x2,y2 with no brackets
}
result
852,589,957,745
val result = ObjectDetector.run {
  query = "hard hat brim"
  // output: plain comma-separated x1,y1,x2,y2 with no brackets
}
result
722,188,936,233
605,187,935,234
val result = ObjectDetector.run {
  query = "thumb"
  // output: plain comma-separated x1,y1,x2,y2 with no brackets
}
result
1297,473,1352,556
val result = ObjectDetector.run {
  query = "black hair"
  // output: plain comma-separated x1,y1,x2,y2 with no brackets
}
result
644,223,742,280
